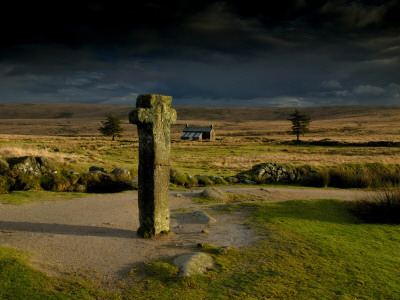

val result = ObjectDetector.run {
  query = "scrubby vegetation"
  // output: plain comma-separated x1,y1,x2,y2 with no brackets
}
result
349,187,400,224
242,162,400,189
170,168,227,188
3,155,400,194
0,156,136,194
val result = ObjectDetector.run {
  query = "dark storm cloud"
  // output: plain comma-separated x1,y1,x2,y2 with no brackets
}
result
0,0,399,106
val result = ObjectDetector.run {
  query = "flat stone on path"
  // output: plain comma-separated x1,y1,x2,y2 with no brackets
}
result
201,187,227,202
192,211,216,224
173,252,214,276
175,210,216,225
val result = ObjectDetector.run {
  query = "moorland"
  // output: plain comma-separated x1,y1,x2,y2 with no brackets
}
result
1,103,400,176
1,103,400,299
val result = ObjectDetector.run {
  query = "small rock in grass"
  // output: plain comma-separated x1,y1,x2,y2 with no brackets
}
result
201,187,227,202
173,252,214,276
220,246,233,254
89,166,107,173
111,168,131,180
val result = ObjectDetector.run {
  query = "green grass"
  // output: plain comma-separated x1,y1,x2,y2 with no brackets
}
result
0,191,87,205
120,199,400,299
0,246,108,299
0,198,399,298
249,200,400,298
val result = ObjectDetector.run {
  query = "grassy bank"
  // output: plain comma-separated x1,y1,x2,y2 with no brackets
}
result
1,198,399,299
0,246,108,299
120,199,400,299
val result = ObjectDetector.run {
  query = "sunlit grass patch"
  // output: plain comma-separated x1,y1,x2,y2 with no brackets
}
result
0,245,107,299
120,199,400,299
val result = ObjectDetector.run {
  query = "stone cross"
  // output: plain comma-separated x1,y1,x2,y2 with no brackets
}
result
129,94,177,238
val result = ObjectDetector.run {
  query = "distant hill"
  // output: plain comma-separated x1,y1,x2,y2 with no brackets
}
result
1,102,399,122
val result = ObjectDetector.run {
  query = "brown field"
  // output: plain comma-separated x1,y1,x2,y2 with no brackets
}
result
1,103,400,175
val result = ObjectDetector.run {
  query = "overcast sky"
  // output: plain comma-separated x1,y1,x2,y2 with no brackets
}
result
1,0,399,107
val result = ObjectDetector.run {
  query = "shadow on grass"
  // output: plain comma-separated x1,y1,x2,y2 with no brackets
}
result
0,221,138,238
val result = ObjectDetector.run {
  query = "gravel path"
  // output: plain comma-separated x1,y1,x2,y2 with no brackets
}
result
0,187,375,279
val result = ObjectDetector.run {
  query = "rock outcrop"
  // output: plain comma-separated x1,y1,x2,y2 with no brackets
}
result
7,156,56,176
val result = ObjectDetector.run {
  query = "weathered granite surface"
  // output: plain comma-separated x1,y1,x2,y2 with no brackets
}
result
129,94,177,237
173,252,214,276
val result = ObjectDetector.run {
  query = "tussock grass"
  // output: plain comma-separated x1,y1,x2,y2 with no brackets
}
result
0,145,82,164
2,132,400,177
302,163,400,189
350,187,400,223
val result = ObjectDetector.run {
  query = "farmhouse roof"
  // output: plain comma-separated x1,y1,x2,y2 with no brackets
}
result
182,125,214,133
181,131,203,139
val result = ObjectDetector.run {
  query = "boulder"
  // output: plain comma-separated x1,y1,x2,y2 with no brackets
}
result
67,184,87,192
201,187,227,202
124,177,138,190
83,171,112,192
7,156,57,176
89,166,107,173
261,173,272,181
36,156,57,173
8,156,42,176
192,211,216,224
111,168,131,181
196,175,214,186
173,252,214,276
254,167,266,181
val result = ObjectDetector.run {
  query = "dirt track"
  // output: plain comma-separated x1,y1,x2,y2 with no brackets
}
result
0,187,375,279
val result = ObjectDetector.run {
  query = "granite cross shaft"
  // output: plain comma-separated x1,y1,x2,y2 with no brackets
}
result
129,94,177,238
